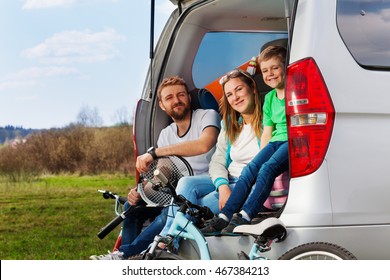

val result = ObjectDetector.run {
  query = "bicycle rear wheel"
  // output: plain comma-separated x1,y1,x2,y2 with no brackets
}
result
278,242,357,260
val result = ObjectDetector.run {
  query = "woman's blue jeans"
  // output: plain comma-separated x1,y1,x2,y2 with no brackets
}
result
220,141,289,220
159,175,236,248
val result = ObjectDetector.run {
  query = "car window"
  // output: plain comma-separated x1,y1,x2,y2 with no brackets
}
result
337,0,390,69
192,32,288,88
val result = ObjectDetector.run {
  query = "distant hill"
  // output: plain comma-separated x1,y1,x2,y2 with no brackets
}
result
0,126,39,144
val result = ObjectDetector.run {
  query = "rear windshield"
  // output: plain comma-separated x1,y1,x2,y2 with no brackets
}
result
337,0,390,69
192,32,288,88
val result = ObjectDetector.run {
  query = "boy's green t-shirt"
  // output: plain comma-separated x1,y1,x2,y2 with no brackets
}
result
262,89,288,142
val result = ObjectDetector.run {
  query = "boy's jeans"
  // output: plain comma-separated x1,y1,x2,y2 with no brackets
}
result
221,141,289,220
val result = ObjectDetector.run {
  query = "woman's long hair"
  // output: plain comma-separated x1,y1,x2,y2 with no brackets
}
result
219,72,262,144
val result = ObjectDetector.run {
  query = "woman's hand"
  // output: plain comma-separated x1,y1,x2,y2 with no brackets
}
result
218,184,231,210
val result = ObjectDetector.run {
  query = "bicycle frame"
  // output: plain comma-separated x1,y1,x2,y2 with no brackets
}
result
167,211,211,259
141,179,289,260
98,189,287,260
247,239,273,260
148,209,277,260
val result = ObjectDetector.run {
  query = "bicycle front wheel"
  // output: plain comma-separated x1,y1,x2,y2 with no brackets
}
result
278,242,357,260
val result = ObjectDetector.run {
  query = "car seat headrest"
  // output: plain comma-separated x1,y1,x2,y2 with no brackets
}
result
190,88,219,112
260,38,288,53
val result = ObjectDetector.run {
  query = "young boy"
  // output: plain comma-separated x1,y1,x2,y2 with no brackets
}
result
201,45,289,235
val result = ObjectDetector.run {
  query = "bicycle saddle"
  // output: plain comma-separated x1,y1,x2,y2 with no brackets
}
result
233,217,287,242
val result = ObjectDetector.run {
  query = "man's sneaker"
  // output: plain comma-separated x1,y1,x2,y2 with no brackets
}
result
221,213,250,235
200,215,229,236
89,250,125,260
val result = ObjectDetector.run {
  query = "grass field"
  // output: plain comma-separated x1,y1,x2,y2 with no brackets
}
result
0,174,136,260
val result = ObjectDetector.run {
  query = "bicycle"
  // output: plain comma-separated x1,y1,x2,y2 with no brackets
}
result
130,169,288,260
96,156,357,260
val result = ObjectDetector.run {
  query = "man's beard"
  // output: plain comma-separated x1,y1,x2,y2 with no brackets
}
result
169,103,190,121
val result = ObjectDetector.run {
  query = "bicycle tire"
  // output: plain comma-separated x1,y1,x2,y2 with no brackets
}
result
278,242,357,260
128,251,185,260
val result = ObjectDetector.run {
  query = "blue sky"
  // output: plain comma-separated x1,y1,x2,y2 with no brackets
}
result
0,0,175,129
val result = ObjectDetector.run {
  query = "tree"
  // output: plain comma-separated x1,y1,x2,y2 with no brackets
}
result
112,106,132,126
76,105,103,127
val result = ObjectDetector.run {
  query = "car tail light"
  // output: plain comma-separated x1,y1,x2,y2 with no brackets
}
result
285,57,335,178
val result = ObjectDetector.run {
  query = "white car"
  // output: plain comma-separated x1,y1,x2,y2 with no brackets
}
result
133,0,390,260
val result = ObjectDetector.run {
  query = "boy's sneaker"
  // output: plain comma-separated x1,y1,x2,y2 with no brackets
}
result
200,215,229,236
221,213,250,235
251,211,278,224
89,250,125,260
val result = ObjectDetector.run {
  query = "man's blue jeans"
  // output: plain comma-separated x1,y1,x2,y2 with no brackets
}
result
119,202,164,258
220,141,289,220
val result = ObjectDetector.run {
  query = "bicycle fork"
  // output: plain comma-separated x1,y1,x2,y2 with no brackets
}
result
145,211,212,260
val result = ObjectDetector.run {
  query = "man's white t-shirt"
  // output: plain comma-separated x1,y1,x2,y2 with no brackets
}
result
157,109,220,175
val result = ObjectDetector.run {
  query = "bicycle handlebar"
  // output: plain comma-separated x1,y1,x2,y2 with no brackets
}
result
175,194,214,220
96,170,214,240
118,196,127,205
96,189,129,239
154,169,214,220
97,213,124,239
98,190,127,205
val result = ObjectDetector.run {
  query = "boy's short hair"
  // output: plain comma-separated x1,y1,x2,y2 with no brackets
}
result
257,45,287,67
157,76,189,100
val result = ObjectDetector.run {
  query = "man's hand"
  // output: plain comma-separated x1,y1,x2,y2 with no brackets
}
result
136,153,154,173
127,187,141,206
218,184,231,210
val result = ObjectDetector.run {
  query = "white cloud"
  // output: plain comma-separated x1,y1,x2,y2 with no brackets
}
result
22,0,76,10
0,66,79,90
21,28,126,64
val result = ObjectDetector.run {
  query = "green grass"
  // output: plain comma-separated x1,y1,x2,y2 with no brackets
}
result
0,174,136,260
